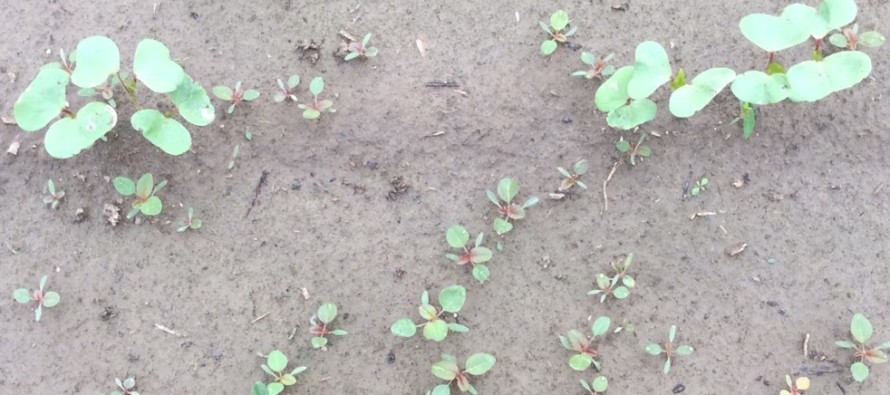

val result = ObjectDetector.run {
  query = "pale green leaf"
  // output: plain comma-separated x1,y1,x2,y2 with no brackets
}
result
71,36,120,88
13,66,70,131
628,41,671,99
669,67,736,118
730,71,789,105
134,39,185,93
446,225,469,248
465,353,496,376
317,303,337,324
44,102,118,158
438,285,466,313
391,318,417,337
131,109,192,155
739,4,817,52
169,75,215,126
606,98,657,130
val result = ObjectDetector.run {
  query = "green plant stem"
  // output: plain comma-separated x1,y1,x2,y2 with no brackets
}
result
117,71,140,108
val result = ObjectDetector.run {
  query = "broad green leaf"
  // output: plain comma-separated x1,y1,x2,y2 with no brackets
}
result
212,85,234,101
675,345,694,355
44,102,118,158
615,139,631,153
836,340,855,348
419,304,438,321
465,353,496,375
828,32,849,48
668,68,737,118
569,354,593,371
472,264,490,283
424,320,449,341
309,76,324,96
606,98,657,130
446,225,470,248
287,75,300,88
628,41,671,100
592,316,611,337
71,36,120,88
252,382,269,395
730,71,789,105
439,285,466,313
645,343,663,355
136,173,154,198
42,291,60,307
787,51,871,102
592,376,608,392
302,108,320,119
429,384,451,395
291,366,307,376
595,66,634,112
13,289,31,303
267,382,284,395
851,361,869,382
134,39,185,93
318,303,337,324
113,177,136,196
14,66,70,131
541,40,557,56
812,0,857,38
447,323,469,333
550,10,569,31
497,178,518,203
851,313,873,344
267,350,288,372
140,196,162,216
739,4,817,52
243,89,260,101
580,52,595,65
470,247,492,263
866,349,887,363
431,360,459,380
391,318,417,337
170,75,215,126
493,218,513,235
311,336,328,348
859,31,886,48
613,286,630,299
131,109,192,155
574,159,589,174
279,374,296,385
740,102,756,138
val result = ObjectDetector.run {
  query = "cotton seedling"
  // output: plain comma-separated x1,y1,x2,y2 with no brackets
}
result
176,207,202,232
274,75,300,103
445,225,494,283
486,177,539,235
391,285,469,342
540,10,576,56
260,350,307,395
228,144,239,170
557,159,589,191
43,179,65,209
615,133,651,166
298,76,335,119
646,325,694,374
580,376,608,395
780,375,810,395
77,70,130,108
309,303,347,348
560,316,611,371
345,33,380,61
836,313,890,382
690,176,709,197
427,353,496,395
213,81,260,114
587,254,636,303
572,53,616,80
113,173,167,219
13,275,60,322
96,377,140,395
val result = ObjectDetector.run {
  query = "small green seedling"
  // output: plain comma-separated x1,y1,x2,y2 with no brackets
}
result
486,177,539,235
560,316,611,371
557,159,589,191
646,325,694,374
780,375,810,395
43,179,65,209
213,81,260,114
113,173,167,219
580,376,608,395
228,144,240,170
540,10,576,56
828,23,886,50
13,275,60,322
251,382,269,395
572,53,615,80
427,353,496,395
690,176,709,196
615,132,651,166
836,313,890,382
260,350,307,395
587,254,636,303
298,76,335,119
445,225,494,283
274,75,300,103
730,101,756,138
77,70,130,108
345,33,379,61
176,207,202,232
310,303,347,348
391,285,469,342
96,377,140,395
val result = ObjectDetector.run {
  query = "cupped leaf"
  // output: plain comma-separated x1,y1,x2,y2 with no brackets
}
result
592,376,608,392
859,31,886,48
13,289,31,303
851,361,869,382
432,359,459,380
42,291,60,307
541,40,557,56
787,51,871,102
169,75,215,126
595,66,634,112
267,382,284,395
730,71,789,105
645,343,663,355
113,177,136,196
439,285,466,313
470,247,492,263
267,350,288,372
311,336,328,348
465,353,496,376
252,382,269,395
497,178,518,203
851,313,873,344
569,354,593,371
140,196,162,216
669,67,737,118
309,77,324,96
243,89,260,101
472,264,490,283
279,374,296,386
44,102,118,159
429,384,451,395
71,36,120,88
446,225,470,248
213,85,234,101
739,4,817,52
424,319,449,341
419,304,438,321
131,109,192,155
13,66,70,131
606,98,657,130
550,10,569,31
391,318,417,337
136,173,153,197
493,218,513,235
134,39,185,93
317,303,337,324
628,41,671,99
592,316,611,337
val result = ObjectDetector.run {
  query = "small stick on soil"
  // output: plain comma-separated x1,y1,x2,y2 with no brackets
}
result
338,30,357,42
874,183,885,196
425,80,459,88
602,161,619,212
5,242,18,254
154,323,184,337
245,170,270,218
804,333,810,357
251,312,270,324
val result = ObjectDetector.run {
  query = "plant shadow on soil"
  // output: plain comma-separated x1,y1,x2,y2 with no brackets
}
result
1,1,888,394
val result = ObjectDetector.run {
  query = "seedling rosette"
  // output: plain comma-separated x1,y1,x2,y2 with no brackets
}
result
309,303,347,348
580,375,609,395
572,53,615,80
487,177,539,235
560,316,611,371
43,179,65,209
588,254,636,303
615,133,651,166
780,375,810,395
298,76,335,119
260,350,306,395
540,10,576,56
645,325,694,374
274,75,301,103
212,80,260,114
836,313,890,382
113,173,167,219
13,275,60,322
557,159,588,191
391,285,469,342
445,225,494,283
427,353,496,395
345,33,379,61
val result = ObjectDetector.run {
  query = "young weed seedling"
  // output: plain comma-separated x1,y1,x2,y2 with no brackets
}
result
310,303,347,348
274,75,300,103
428,353,496,395
836,313,890,382
251,382,269,395
828,23,886,50
345,33,380,61
391,285,469,342
487,177,539,235
445,225,494,283
13,275,60,322
96,377,140,395
176,207,202,232
646,325,694,374
560,316,611,371
580,376,608,395
690,176,709,197
113,173,167,219
572,53,616,80
557,159,589,191
43,179,65,209
588,254,636,303
260,350,307,395
228,144,240,170
615,133,651,166
213,81,260,114
298,76,335,119
780,375,810,395
540,10,576,56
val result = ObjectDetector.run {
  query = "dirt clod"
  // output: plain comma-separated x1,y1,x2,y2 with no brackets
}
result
103,203,120,226
386,176,409,201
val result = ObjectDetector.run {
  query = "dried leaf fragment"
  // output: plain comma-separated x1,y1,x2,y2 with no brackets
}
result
725,242,747,256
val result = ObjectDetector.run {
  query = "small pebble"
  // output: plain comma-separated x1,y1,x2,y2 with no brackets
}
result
672,383,685,393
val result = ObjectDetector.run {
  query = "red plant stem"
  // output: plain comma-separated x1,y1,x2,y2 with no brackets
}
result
61,108,75,117
767,52,775,66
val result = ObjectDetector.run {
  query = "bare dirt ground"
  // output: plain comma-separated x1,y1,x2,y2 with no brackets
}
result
1,1,889,394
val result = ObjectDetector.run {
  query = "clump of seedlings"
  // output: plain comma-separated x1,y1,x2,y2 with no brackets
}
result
310,303,347,348
780,374,810,395
445,225,494,283
580,376,608,394
540,10,576,56
212,81,260,114
345,33,380,61
176,207,202,232
486,177,539,235
113,173,167,219
427,353,496,395
836,313,889,382
690,176,709,197
557,159,589,191
560,316,611,371
572,53,616,80
96,377,140,395
274,75,300,103
13,275,60,322
391,285,469,342
615,133,651,166
260,350,307,395
587,253,636,303
298,76,335,119
646,325,694,374
43,179,65,209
